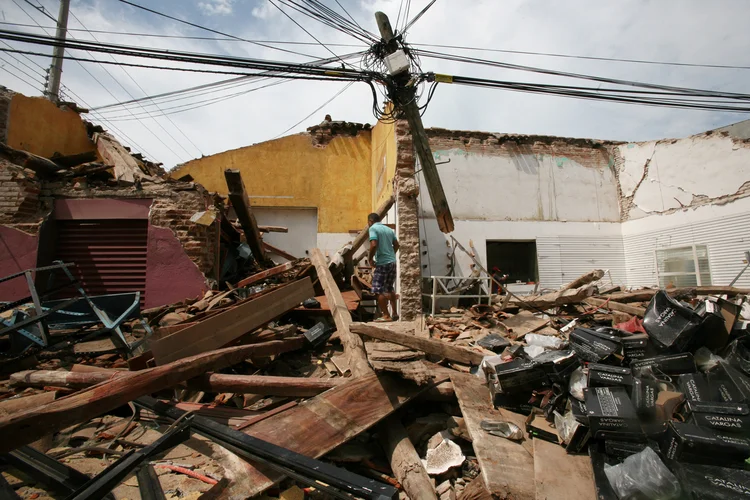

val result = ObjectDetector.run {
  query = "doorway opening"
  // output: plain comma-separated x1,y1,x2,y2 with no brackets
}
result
486,240,538,291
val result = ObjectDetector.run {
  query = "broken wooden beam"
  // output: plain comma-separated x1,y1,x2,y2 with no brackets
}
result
225,168,267,264
0,391,56,418
511,283,597,310
263,241,297,261
94,132,145,183
560,269,604,292
311,247,436,500
584,297,647,317
451,373,535,500
258,225,288,233
310,249,371,377
343,195,395,260
235,261,294,288
533,438,597,500
11,370,345,397
351,322,485,366
150,278,314,365
0,339,305,453
0,142,62,175
380,415,438,500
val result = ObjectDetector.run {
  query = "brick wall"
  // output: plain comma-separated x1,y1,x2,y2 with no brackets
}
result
0,158,44,234
0,88,14,146
395,120,422,321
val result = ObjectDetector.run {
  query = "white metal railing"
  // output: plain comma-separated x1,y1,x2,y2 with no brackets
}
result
423,276,494,315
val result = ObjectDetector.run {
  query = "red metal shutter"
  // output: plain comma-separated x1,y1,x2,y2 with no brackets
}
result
55,219,148,303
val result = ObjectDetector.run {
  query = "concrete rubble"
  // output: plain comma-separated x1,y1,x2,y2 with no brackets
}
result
0,94,750,500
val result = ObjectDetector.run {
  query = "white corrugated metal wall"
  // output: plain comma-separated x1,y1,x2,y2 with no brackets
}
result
537,235,627,289
622,212,750,288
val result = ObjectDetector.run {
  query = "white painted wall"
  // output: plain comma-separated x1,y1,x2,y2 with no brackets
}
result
615,134,750,220
422,147,620,222
253,207,317,261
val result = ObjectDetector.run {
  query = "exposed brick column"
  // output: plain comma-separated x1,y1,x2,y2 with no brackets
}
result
394,120,422,321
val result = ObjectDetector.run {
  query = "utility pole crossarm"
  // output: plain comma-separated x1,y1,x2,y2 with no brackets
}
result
374,11,455,234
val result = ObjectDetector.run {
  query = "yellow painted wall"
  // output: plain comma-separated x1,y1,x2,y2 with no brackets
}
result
7,94,95,157
371,117,396,210
172,132,372,234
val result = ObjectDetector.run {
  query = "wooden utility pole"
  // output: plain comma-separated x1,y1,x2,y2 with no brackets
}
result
374,12,454,234
45,0,70,102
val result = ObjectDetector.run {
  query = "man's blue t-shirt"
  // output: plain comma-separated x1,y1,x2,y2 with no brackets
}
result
368,222,397,265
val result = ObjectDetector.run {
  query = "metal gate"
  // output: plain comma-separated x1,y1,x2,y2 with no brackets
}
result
54,219,148,304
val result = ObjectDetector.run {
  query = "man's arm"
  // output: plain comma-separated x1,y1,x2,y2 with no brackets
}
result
368,239,378,265
392,238,399,253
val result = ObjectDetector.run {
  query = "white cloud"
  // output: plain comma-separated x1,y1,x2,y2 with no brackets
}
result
198,0,234,16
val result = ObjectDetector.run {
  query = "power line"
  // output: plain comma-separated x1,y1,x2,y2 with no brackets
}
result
413,42,750,71
401,0,437,34
21,0,56,23
64,4,203,157
0,53,45,87
0,21,367,46
273,0,377,44
268,0,354,69
19,2,189,163
273,80,354,138
116,0,323,60
0,40,46,80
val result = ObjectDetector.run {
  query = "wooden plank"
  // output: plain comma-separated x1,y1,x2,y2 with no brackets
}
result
451,373,535,500
0,142,62,174
258,225,288,233
0,339,304,453
236,372,429,497
293,290,359,312
351,322,485,366
500,311,549,339
225,169,267,264
309,249,371,377
584,297,646,317
533,438,596,500
0,391,56,418
150,278,314,365
343,195,395,260
94,132,143,183
236,261,294,288
602,286,750,303
263,241,297,261
560,270,604,292
511,284,597,310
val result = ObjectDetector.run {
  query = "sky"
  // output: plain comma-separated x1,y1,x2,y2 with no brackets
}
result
0,0,749,169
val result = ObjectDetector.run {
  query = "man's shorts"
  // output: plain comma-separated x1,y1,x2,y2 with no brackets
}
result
371,262,397,294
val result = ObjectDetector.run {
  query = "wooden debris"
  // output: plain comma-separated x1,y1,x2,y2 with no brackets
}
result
560,269,604,292
94,132,145,183
258,225,288,233
583,297,647,317
0,339,305,452
263,241,297,261
0,391,56,417
150,278,314,365
499,310,548,339
0,142,62,175
511,283,597,310
235,261,294,288
533,438,597,500
352,322,485,366
381,415,439,500
225,168,267,264
451,373,535,500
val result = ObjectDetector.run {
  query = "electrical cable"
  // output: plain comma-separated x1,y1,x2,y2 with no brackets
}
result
0,21,367,46
273,0,376,44
412,42,750,71
267,0,356,69
272,80,354,138
0,53,46,87
64,3,203,157
415,48,750,101
0,40,47,81
116,0,322,59
401,0,437,34
21,0,56,23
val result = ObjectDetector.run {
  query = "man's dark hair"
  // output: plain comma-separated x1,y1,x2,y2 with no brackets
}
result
368,213,381,223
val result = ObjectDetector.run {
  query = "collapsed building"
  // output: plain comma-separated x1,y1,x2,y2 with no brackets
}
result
1,87,749,500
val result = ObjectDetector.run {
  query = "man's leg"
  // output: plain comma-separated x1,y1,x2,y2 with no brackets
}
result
387,292,398,320
377,294,392,320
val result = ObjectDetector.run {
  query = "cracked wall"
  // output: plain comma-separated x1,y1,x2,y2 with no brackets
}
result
614,132,750,220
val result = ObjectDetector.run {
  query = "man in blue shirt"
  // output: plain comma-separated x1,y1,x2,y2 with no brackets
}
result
367,213,399,321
